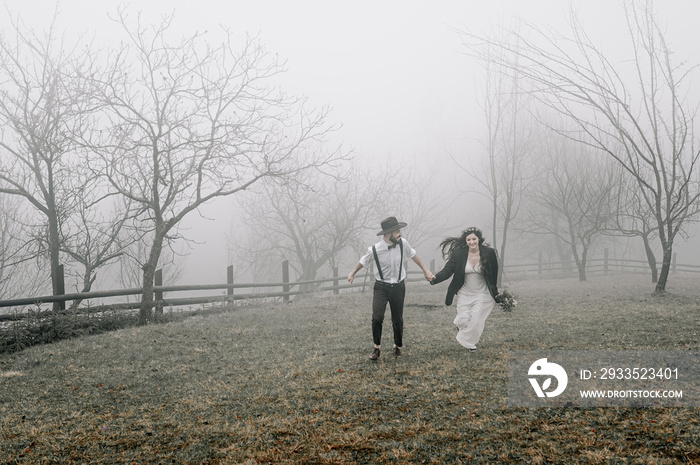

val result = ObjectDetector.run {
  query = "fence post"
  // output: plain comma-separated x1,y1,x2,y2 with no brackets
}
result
333,267,339,295
538,252,542,276
604,248,609,275
282,260,290,302
430,259,435,273
54,264,66,311
227,265,234,305
155,269,163,315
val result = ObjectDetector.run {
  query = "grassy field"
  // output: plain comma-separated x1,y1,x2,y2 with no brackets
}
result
1,273,699,464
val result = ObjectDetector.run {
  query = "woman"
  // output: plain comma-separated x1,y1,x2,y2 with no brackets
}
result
430,227,499,351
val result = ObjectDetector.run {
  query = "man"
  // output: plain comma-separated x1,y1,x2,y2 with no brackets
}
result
348,217,435,360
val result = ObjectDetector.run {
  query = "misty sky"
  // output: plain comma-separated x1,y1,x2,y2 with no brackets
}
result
3,1,700,284
8,1,698,167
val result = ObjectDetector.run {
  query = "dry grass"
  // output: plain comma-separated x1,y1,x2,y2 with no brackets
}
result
1,273,699,464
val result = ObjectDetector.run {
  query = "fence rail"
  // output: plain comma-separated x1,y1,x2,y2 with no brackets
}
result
502,251,700,277
1,252,697,321
0,262,428,321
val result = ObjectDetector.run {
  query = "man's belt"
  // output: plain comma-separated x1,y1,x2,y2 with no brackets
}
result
375,279,405,288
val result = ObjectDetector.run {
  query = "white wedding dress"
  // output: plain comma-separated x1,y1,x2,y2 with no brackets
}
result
454,260,495,349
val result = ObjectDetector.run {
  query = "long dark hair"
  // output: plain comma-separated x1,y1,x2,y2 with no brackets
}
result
439,227,497,273
439,227,485,258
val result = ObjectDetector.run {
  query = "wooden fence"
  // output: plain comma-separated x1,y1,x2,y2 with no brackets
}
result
502,251,700,278
1,251,698,321
0,261,428,321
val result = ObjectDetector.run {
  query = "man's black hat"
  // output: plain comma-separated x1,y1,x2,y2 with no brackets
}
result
377,216,407,236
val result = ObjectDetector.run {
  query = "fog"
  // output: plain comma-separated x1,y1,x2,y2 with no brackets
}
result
2,0,700,290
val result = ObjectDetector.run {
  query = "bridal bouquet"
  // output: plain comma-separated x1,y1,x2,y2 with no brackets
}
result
496,288,517,312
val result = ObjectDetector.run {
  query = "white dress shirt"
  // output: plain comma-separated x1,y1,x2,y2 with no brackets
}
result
359,238,417,283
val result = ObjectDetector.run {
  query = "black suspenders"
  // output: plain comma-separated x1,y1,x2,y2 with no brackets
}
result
372,240,403,283
371,245,383,281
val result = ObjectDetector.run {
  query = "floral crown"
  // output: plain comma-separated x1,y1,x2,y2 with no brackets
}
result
463,227,482,236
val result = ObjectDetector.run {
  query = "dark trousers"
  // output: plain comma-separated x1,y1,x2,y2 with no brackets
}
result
372,280,405,347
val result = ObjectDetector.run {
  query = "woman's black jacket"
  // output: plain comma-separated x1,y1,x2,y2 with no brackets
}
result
430,246,499,306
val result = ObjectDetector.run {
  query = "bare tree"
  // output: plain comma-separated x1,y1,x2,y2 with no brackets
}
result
0,195,46,301
455,33,535,285
460,0,700,293
114,229,186,300
525,134,618,281
607,167,661,282
233,155,450,289
89,10,344,323
59,191,133,303
388,160,452,253
233,165,397,290
0,12,93,308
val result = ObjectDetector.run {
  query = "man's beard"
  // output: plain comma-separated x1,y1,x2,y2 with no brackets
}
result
390,236,401,245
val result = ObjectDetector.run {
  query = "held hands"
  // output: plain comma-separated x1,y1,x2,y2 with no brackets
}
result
347,273,355,284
